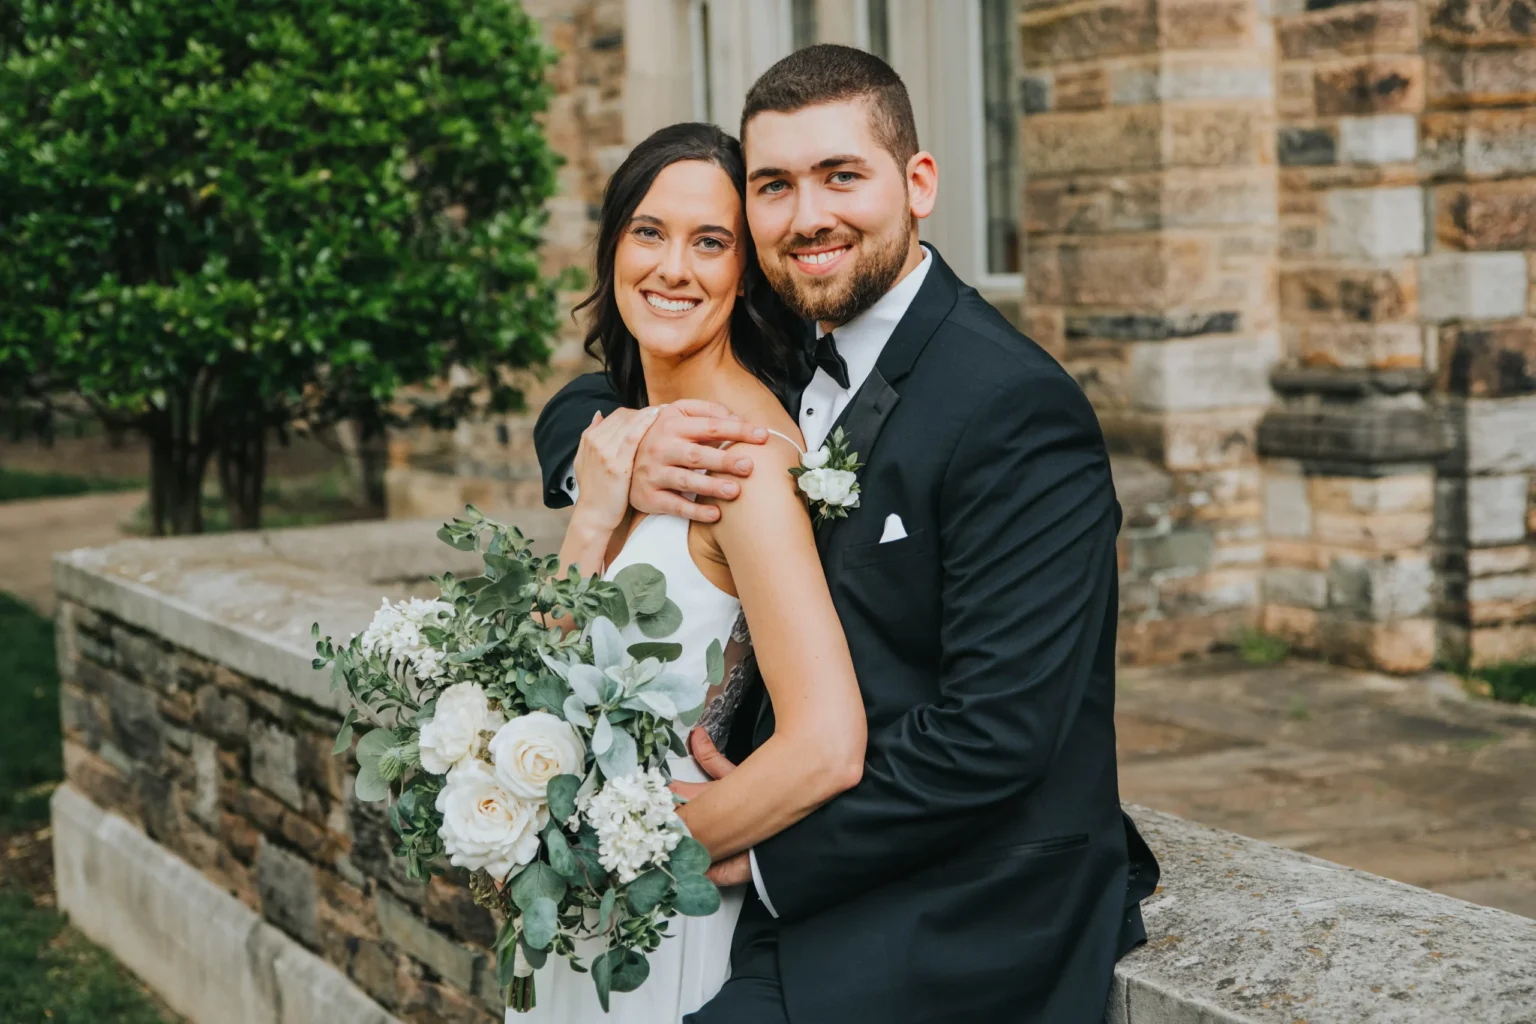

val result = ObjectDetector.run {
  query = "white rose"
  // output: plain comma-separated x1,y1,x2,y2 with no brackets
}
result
798,468,828,502
801,446,831,470
819,469,860,507
489,712,585,802
435,760,547,880
418,682,505,776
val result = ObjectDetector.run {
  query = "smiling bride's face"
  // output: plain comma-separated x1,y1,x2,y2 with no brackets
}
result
614,159,746,362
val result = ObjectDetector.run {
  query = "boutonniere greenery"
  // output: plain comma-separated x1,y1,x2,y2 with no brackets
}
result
790,427,862,525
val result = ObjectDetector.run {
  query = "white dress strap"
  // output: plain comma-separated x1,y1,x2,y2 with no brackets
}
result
721,430,805,456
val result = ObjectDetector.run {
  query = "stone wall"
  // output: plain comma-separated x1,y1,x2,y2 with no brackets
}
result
1423,0,1536,668
50,523,1536,1024
1019,0,1280,663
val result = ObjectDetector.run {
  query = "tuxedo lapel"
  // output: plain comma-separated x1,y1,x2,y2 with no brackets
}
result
811,248,961,556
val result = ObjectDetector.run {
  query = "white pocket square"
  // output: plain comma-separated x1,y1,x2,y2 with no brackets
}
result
879,514,908,543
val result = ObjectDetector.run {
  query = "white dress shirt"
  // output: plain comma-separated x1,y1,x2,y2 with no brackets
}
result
749,246,931,916
559,249,935,915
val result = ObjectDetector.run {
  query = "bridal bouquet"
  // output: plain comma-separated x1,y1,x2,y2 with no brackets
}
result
312,507,724,1012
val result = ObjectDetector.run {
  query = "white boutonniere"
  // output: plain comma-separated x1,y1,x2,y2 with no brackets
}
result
790,427,862,525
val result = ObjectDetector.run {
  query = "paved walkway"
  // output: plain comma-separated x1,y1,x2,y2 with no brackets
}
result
0,490,144,614
1117,657,1536,919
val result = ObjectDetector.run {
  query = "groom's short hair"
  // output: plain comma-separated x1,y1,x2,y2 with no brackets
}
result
742,44,919,168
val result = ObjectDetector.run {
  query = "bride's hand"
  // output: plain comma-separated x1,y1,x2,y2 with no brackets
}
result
572,406,664,532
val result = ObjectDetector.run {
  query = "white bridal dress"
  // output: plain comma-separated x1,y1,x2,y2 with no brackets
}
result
514,450,794,1022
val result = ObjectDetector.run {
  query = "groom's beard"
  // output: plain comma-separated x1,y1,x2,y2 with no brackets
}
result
763,218,912,326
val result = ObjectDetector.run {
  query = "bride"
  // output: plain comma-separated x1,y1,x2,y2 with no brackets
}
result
517,122,866,1021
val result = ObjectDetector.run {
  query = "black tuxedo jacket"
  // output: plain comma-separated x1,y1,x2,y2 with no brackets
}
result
533,249,1158,1023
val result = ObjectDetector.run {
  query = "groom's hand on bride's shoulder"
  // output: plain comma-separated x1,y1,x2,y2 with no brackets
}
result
630,400,769,523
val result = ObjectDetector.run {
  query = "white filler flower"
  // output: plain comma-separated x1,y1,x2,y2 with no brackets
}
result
580,768,683,883
435,760,547,880
357,597,454,682
489,711,586,802
418,682,505,776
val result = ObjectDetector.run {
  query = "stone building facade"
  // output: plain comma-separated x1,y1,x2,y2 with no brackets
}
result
389,0,1536,673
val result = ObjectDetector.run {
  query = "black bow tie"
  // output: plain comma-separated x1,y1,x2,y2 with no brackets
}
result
813,332,851,390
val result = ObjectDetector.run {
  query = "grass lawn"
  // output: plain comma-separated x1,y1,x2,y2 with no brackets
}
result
0,468,144,503
0,592,177,1023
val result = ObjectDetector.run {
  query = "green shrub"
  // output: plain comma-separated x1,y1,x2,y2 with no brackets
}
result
0,0,567,533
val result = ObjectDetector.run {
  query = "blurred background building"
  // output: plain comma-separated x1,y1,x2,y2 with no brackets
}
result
387,0,1536,676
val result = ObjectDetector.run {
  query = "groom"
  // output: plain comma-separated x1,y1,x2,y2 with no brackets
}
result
534,45,1157,1024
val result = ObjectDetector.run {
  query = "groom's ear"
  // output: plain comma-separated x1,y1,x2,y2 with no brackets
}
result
906,151,938,222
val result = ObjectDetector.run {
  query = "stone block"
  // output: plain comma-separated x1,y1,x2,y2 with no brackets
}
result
1019,0,1159,66
257,837,320,949
1157,568,1260,616
1434,181,1536,252
1278,64,1316,119
1468,545,1532,577
376,891,479,994
1292,323,1424,369
1422,109,1536,179
1130,334,1280,412
1127,528,1217,574
1424,0,1536,46
1021,74,1053,114
1056,236,1213,307
1427,48,1536,109
191,734,220,830
251,719,305,811
1468,572,1536,624
1157,0,1257,50
1314,55,1424,117
1438,321,1536,397
1327,553,1435,620
1467,475,1530,546
1166,108,1267,169
1326,186,1425,260
1469,622,1536,665
1279,263,1415,323
1110,59,1273,105
1418,253,1527,322
196,683,250,746
1278,2,1419,60
1264,472,1315,539
1312,510,1434,550
1279,126,1338,166
1055,65,1111,111
1337,114,1418,165
1066,310,1241,342
1021,107,1162,176
1264,566,1330,608
107,675,164,766
1463,393,1536,472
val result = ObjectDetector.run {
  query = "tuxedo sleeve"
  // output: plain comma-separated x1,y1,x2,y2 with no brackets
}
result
532,372,622,509
749,371,1119,921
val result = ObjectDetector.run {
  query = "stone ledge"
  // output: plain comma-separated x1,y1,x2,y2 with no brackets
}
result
1116,807,1536,1023
51,783,399,1024
50,514,569,712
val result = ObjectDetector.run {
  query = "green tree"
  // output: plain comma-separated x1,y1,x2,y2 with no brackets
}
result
0,0,566,533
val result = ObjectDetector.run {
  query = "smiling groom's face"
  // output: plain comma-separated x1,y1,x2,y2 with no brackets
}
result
743,98,936,328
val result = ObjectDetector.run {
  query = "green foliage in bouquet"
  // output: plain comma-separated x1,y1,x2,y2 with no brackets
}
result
313,507,725,1012
0,0,568,534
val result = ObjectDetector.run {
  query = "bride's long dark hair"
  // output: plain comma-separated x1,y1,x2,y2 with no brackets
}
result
573,123,803,408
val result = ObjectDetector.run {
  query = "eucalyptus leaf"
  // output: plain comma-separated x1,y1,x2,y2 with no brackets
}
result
705,638,724,686
332,709,357,755
546,773,581,824
597,887,618,932
525,674,569,716
518,936,549,972
672,874,721,917
588,616,626,669
508,862,567,912
668,836,710,876
546,827,583,883
625,868,669,915
593,947,613,1012
447,638,499,664
594,585,630,629
635,598,683,639
353,763,390,803
614,563,667,616
609,949,651,993
626,641,683,663
355,727,399,773
522,896,558,950
438,525,477,552
626,690,677,720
